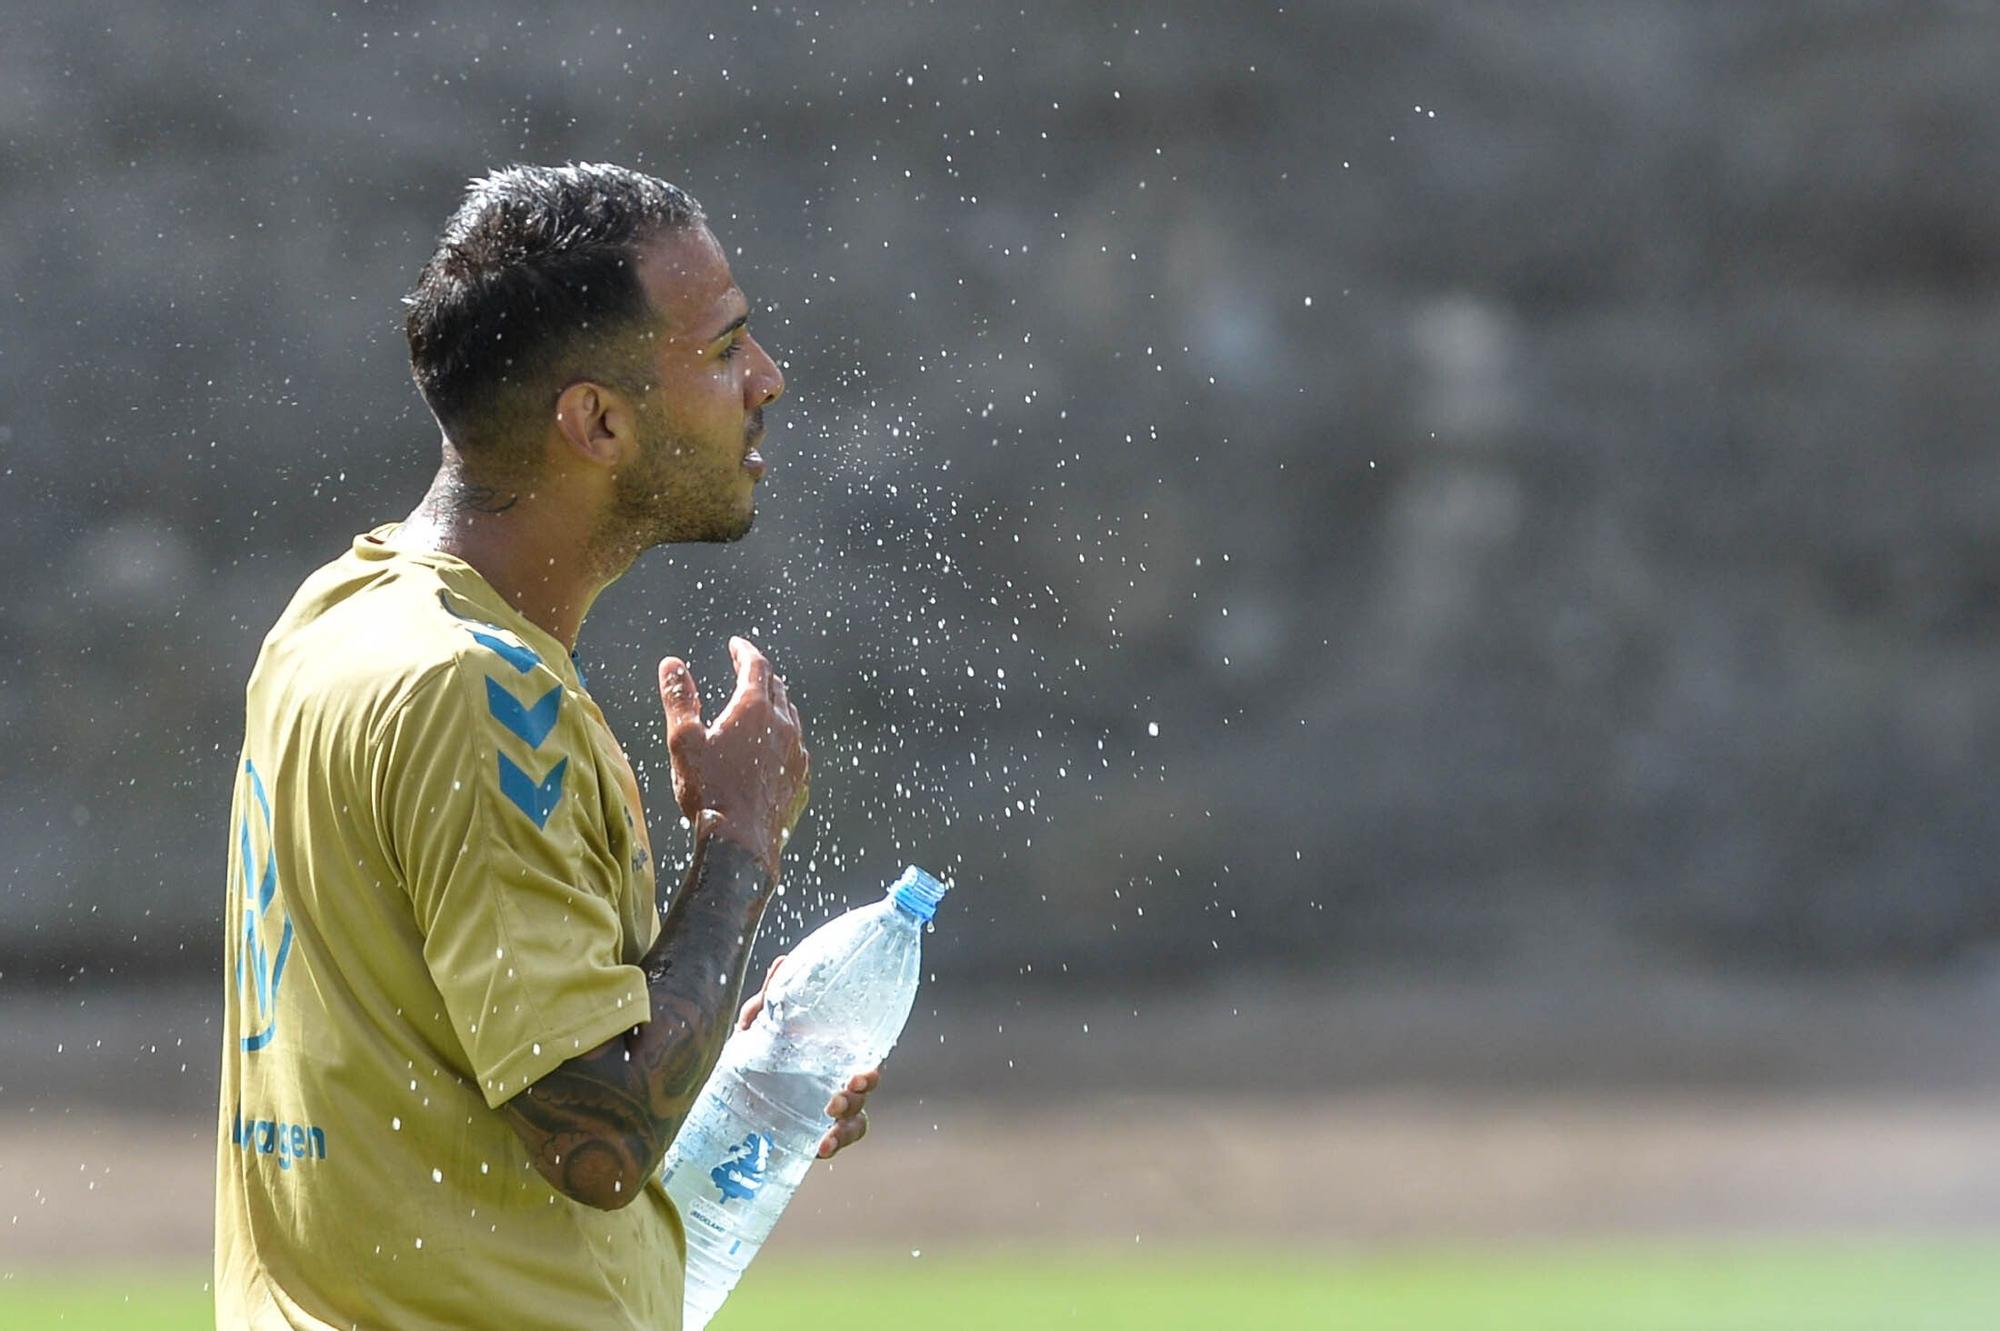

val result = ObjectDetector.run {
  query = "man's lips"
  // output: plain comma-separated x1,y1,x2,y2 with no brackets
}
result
742,432,766,479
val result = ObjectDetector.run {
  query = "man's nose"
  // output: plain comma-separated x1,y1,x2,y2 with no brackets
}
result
748,338,783,407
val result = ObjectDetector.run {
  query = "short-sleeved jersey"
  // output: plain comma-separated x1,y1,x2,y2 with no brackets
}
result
215,525,680,1330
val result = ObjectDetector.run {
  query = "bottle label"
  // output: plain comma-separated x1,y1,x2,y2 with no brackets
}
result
707,1131,772,1203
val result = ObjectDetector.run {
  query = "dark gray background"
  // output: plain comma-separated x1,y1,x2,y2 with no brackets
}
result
3,4,1996,1091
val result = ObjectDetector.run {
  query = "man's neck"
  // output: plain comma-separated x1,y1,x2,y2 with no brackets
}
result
397,466,606,653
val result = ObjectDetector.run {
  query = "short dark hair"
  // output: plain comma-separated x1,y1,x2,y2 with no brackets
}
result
403,162,705,454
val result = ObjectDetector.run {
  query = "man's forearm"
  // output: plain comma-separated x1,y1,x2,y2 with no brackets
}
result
498,815,775,1209
630,817,775,1141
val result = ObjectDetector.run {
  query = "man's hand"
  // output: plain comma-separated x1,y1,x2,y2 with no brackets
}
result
659,637,810,880
738,955,881,1159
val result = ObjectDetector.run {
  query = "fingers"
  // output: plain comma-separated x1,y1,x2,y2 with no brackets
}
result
819,1108,868,1159
660,659,709,820
820,1063,883,1158
825,1068,879,1111
772,672,807,790
738,954,789,1031
728,636,772,701
658,657,705,732
769,667,804,732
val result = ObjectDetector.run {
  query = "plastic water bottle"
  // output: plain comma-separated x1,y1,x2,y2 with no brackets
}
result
662,865,948,1329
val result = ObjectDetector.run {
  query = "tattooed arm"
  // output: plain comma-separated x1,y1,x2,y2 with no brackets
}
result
498,638,814,1212
498,815,773,1211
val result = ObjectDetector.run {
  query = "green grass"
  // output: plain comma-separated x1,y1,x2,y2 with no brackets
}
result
5,1242,1999,1330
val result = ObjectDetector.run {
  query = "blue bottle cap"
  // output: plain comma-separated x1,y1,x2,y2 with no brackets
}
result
890,866,948,922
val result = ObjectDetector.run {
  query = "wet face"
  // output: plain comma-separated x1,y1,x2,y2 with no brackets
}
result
610,225,785,547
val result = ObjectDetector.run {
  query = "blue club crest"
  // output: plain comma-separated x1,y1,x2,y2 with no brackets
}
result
233,759,292,1053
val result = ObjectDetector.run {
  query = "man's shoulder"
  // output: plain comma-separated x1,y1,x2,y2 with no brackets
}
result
251,541,553,738
263,552,443,678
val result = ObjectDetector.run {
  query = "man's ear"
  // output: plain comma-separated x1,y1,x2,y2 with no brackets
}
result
553,381,630,467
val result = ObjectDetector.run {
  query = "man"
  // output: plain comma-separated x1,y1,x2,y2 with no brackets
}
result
216,162,876,1329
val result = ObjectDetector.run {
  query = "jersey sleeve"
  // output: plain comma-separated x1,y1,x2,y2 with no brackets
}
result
376,654,651,1110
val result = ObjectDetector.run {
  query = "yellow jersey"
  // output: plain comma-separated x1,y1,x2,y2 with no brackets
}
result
215,525,680,1329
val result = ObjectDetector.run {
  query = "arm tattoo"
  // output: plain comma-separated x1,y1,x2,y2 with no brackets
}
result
499,822,774,1209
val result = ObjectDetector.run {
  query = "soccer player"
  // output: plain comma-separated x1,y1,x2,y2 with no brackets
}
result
215,163,877,1328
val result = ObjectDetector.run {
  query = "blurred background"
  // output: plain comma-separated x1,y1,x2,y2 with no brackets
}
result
4,2,1998,1327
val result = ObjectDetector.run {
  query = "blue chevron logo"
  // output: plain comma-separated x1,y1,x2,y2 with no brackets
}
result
472,628,540,674
485,676,562,748
498,753,567,829
438,591,541,673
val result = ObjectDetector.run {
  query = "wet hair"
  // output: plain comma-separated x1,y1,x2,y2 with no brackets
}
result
403,162,705,463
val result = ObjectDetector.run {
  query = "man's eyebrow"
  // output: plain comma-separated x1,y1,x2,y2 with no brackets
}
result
705,309,750,343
